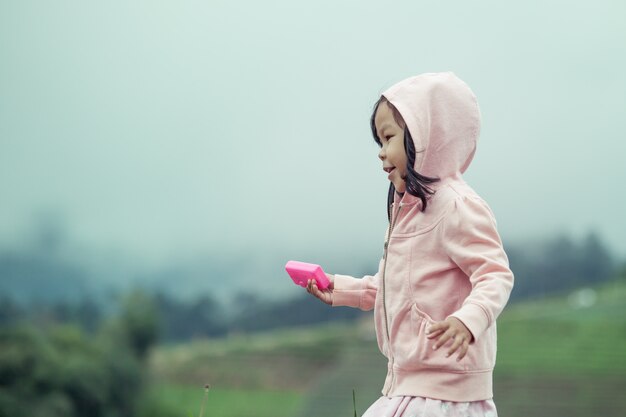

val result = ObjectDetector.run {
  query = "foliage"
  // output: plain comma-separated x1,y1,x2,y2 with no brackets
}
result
116,290,160,358
0,324,140,417
154,292,227,341
0,231,620,343
0,289,159,417
507,231,616,300
229,291,366,333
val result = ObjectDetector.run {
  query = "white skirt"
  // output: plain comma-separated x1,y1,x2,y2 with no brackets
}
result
362,396,497,417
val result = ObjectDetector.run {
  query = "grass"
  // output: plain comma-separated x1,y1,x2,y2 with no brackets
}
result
137,384,303,417
491,280,626,417
496,280,626,375
298,279,626,417
145,279,626,417
149,322,358,391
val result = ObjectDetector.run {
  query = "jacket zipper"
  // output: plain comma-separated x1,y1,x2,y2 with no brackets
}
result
381,201,403,395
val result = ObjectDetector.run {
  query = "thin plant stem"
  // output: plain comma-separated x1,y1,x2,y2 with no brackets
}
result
198,384,211,417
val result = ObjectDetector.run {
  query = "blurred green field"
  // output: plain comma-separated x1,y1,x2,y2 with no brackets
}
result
148,323,358,391
144,279,626,417
137,384,302,417
497,282,626,375
492,280,626,417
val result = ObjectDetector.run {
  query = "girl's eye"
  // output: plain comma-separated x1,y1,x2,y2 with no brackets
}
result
385,135,393,141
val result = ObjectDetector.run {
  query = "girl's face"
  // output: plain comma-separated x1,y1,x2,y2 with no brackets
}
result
375,101,408,193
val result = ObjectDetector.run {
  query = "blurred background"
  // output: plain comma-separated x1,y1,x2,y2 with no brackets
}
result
1,1,625,416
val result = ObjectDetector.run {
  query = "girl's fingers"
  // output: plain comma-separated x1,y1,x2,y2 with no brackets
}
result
308,280,332,305
447,336,471,361
427,321,449,338
428,319,472,359
446,335,464,357
426,328,444,339
428,322,448,345
456,339,470,361
433,329,456,350
427,322,445,334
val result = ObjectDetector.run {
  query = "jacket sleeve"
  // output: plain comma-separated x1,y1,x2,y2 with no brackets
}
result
331,257,384,311
442,196,514,341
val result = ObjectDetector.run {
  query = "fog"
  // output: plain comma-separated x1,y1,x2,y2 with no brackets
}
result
1,0,625,297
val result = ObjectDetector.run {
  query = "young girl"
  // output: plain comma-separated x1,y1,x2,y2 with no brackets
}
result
306,72,514,417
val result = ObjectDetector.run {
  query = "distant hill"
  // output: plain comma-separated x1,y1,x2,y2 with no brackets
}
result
147,277,626,417
0,230,620,323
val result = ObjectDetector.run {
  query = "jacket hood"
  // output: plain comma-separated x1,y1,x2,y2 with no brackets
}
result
382,72,481,180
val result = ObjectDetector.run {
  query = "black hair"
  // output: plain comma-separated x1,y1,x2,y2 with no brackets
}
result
370,96,440,221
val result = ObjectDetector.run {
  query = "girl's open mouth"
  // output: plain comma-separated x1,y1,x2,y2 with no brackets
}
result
384,166,396,179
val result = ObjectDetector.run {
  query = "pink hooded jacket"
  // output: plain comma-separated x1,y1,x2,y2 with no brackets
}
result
332,72,514,402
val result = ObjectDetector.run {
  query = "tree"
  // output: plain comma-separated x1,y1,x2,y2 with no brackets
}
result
0,324,141,417
115,290,159,359
579,232,614,285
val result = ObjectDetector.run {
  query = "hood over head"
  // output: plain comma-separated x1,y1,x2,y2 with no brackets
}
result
382,72,481,181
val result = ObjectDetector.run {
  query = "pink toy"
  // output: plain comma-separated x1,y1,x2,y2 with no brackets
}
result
285,260,330,290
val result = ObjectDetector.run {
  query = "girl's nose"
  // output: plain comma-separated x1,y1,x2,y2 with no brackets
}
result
378,148,385,161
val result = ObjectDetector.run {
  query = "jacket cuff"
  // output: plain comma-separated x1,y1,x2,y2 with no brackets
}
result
332,274,365,308
449,302,491,342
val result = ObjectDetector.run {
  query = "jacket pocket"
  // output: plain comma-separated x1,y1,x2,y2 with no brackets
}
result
374,291,388,358
395,303,467,372
461,322,496,372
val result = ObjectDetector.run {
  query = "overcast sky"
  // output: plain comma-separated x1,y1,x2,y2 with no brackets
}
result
1,0,625,281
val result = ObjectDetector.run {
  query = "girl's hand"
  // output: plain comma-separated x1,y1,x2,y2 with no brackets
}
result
426,317,473,361
306,274,335,305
